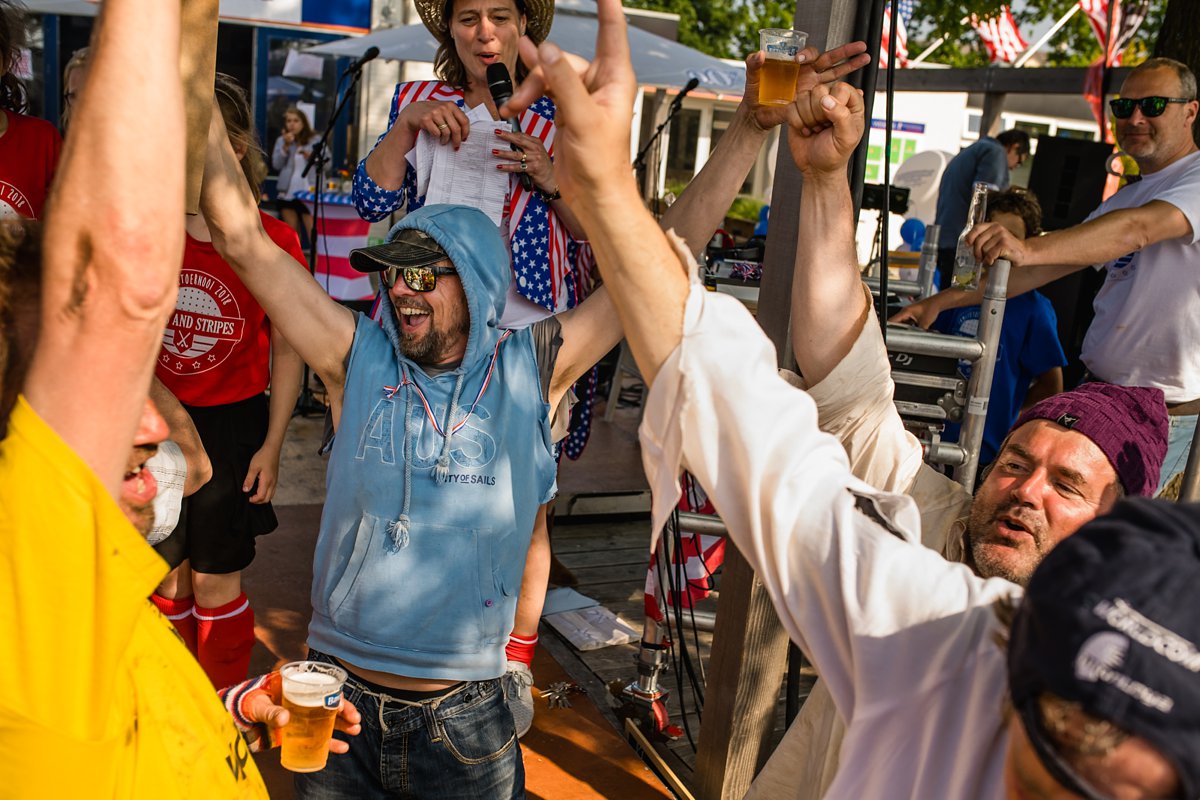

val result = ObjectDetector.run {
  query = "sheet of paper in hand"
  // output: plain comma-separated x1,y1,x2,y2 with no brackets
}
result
414,103,510,226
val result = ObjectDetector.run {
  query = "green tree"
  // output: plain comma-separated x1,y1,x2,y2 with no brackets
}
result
903,0,1164,68
622,0,794,59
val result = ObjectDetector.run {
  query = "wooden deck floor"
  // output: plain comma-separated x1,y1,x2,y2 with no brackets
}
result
545,514,804,789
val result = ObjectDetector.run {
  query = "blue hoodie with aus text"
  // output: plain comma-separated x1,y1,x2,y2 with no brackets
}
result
308,204,558,681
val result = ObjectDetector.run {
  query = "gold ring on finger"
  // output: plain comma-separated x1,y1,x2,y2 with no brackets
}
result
437,123,449,130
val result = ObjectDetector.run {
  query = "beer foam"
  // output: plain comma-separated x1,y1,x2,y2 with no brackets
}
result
284,671,342,707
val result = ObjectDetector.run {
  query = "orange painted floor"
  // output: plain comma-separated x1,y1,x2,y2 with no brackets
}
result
244,504,671,800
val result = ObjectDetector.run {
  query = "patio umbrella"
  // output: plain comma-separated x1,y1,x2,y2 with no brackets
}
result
304,0,745,95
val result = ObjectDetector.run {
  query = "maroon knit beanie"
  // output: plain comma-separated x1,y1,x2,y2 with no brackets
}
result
1011,382,1168,497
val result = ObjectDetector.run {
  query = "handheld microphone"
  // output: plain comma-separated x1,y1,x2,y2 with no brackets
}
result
670,77,701,111
486,63,533,191
343,46,381,76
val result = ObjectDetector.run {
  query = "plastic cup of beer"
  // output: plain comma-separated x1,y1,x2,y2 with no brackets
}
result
758,28,808,106
279,661,347,773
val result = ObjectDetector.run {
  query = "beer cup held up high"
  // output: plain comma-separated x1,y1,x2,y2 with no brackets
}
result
279,661,347,773
758,28,807,106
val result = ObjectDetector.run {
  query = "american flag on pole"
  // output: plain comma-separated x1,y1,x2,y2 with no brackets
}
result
1079,0,1152,141
879,0,914,69
971,6,1029,64
1079,0,1150,57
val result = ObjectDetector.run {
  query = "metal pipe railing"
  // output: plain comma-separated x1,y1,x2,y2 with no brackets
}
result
1178,420,1200,501
954,259,1011,493
918,224,940,299
885,325,985,361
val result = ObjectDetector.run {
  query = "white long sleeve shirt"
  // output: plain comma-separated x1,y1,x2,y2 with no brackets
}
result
639,277,1022,799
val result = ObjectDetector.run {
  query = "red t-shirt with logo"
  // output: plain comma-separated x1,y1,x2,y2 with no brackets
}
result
0,111,62,220
156,212,306,407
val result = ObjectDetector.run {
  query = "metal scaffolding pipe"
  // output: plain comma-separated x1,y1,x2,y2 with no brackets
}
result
885,325,985,361
1178,420,1200,501
863,277,924,295
955,259,1011,493
918,224,940,299
678,512,728,537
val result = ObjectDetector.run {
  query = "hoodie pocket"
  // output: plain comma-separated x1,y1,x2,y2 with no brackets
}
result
327,516,494,655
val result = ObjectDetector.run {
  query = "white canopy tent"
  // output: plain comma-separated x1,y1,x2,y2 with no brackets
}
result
304,0,746,96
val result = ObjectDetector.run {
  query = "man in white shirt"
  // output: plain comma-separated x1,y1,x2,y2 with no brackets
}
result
899,58,1200,491
499,3,1197,796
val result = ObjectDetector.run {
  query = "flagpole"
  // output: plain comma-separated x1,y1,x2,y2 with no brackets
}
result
1013,4,1081,68
909,34,946,64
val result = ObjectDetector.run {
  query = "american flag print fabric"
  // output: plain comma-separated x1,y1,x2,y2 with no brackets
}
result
352,80,595,316
879,0,914,68
642,475,727,622
971,6,1029,64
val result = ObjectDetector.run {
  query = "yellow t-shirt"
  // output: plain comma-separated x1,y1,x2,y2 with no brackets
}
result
0,397,267,797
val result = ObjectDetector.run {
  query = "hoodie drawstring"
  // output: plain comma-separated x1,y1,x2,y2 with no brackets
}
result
387,382,416,553
434,372,466,482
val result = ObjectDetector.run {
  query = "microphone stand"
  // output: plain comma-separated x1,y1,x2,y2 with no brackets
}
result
293,64,367,417
634,96,687,219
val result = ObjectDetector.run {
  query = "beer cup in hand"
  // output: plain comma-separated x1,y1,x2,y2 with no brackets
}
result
278,661,348,773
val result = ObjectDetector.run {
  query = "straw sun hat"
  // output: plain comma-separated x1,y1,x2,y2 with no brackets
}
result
414,0,555,45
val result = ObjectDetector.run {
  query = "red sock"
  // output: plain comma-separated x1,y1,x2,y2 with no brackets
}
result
505,634,538,668
151,593,198,655
195,593,256,689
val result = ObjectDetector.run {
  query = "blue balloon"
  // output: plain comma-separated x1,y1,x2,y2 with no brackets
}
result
900,218,926,250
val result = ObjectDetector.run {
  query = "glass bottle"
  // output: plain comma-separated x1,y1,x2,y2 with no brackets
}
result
952,182,989,291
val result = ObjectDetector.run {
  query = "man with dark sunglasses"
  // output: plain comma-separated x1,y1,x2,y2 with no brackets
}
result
897,57,1200,493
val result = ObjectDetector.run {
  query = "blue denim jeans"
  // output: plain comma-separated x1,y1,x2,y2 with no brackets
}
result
294,650,524,800
1159,413,1198,493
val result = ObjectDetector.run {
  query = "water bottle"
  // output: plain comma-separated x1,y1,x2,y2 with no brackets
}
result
952,182,989,291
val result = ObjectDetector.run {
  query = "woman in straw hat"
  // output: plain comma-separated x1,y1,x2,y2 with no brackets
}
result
353,0,589,328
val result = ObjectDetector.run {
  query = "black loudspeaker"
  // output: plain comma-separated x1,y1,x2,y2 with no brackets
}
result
1026,136,1115,386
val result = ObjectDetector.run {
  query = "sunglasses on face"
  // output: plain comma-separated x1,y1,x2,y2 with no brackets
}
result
1108,96,1194,119
380,265,457,293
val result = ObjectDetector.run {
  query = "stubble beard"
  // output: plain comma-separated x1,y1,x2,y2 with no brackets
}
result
394,300,470,366
964,497,1049,586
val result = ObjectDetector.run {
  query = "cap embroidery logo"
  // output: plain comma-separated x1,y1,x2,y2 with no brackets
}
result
1055,413,1079,429
1074,631,1174,713
1075,632,1128,682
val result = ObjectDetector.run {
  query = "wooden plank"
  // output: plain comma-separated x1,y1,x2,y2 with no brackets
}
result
891,65,1132,94
569,562,650,586
558,546,655,568
980,92,1007,138
694,549,790,799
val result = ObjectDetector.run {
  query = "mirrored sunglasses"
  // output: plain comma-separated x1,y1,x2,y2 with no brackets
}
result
380,265,457,292
1109,95,1193,119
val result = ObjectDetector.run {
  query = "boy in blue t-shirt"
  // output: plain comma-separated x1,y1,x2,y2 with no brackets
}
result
932,189,1066,466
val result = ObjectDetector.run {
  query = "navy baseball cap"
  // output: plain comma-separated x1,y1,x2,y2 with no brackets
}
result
1008,499,1200,798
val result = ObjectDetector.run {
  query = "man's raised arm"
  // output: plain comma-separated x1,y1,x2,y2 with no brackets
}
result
660,43,870,258
23,0,183,496
200,103,355,388
893,197,1194,328
785,84,868,386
